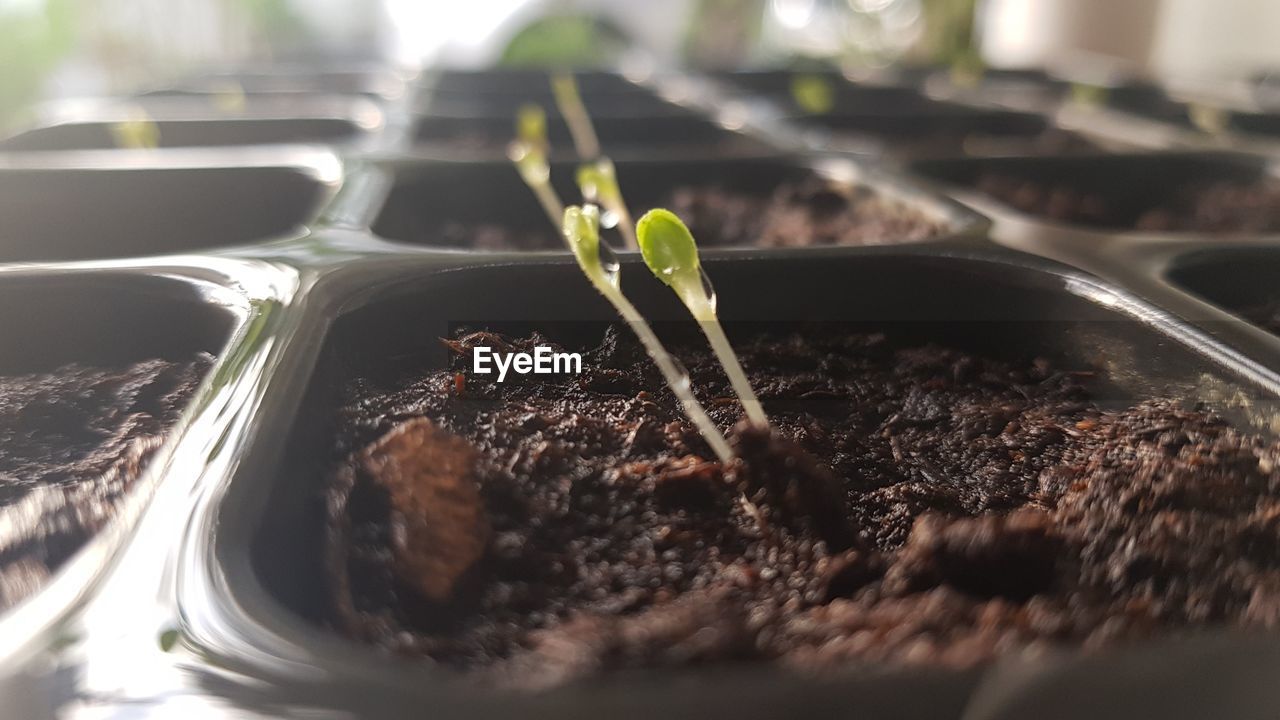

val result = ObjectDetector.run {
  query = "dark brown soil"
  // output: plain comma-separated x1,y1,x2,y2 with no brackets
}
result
0,355,211,610
325,328,1280,689
973,172,1280,232
427,178,945,251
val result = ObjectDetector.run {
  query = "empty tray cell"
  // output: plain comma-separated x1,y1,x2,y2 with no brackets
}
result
220,253,1280,695
1168,247,1280,335
416,89,694,119
965,68,1069,93
914,151,1280,233
1104,82,1198,129
373,157,954,251
422,69,645,95
715,70,928,110
412,113,770,155
416,73,682,118
0,272,234,612
1226,111,1280,139
1102,83,1280,139
0,157,336,262
142,69,405,98
793,101,1098,158
0,117,364,152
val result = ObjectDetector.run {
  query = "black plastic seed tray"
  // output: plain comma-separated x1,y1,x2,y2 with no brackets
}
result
786,102,1100,159
908,149,1280,384
707,72,1110,161
714,70,933,117
0,149,340,262
1169,246,1280,330
418,90,696,119
369,154,977,251
140,67,411,99
912,151,1276,234
2,66,1280,720
1,117,370,152
421,69,649,95
192,250,1280,720
1095,80,1280,147
0,262,267,672
415,75,691,119
410,113,774,158
1105,82,1201,129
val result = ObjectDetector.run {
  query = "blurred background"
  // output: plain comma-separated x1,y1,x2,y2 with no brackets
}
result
3,0,1280,124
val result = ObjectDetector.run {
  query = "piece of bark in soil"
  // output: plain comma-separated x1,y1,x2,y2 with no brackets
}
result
344,417,490,603
881,509,1061,601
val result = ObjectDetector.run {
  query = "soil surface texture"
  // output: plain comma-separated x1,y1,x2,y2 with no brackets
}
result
973,172,1280,232
0,355,212,610
418,178,945,251
326,328,1280,688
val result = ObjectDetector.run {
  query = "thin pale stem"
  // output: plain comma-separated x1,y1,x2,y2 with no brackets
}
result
552,72,601,160
511,143,566,228
531,181,566,229
683,290,768,427
594,279,734,464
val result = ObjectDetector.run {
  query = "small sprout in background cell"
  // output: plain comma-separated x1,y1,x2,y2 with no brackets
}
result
508,103,565,227
517,103,549,151
1189,103,1230,137
1070,82,1109,108
791,74,834,115
636,209,768,428
551,71,637,249
551,71,601,159
109,108,160,149
158,627,180,653
210,80,247,114
948,51,986,89
563,204,734,463
577,157,637,249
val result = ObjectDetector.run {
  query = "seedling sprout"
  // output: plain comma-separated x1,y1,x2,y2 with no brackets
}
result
1189,102,1229,137
552,72,638,249
791,74,834,115
636,209,768,428
109,108,160,149
1069,82,1109,108
576,158,638,249
507,103,564,228
506,106,732,462
210,80,247,114
551,71,601,159
563,205,734,463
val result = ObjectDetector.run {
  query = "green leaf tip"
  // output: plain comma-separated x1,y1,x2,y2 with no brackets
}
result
110,110,161,149
158,628,180,652
576,158,619,203
1189,103,1229,135
791,74,834,115
516,103,548,147
636,208,700,287
1070,82,1108,108
563,204,603,274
